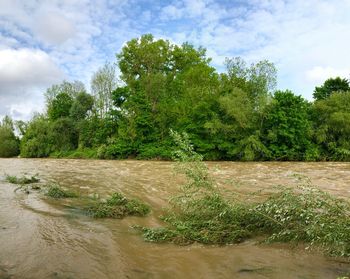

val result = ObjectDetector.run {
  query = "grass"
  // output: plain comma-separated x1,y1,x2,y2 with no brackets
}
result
87,192,150,218
45,184,78,198
140,130,350,258
5,174,39,184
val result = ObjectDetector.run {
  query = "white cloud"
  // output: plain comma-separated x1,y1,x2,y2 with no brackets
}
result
0,49,64,120
33,12,76,45
0,49,63,86
169,0,350,99
305,67,350,84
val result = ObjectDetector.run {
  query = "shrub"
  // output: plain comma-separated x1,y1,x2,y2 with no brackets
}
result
5,174,40,184
87,192,150,218
45,184,78,198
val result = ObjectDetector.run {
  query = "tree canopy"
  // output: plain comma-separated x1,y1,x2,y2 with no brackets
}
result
9,34,350,161
313,77,350,101
0,116,19,157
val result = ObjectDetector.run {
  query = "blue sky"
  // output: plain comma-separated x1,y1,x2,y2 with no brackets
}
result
1,0,350,120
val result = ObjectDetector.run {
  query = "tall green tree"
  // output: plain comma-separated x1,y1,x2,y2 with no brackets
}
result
70,92,94,120
91,62,118,118
313,77,350,101
0,116,20,157
261,90,315,160
48,92,73,121
224,57,277,111
312,91,350,160
112,34,217,158
20,114,52,158
45,80,86,105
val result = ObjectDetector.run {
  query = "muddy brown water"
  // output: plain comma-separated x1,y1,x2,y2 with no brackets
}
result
0,159,349,279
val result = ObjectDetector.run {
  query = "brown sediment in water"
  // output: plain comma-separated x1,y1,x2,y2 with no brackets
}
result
0,159,349,278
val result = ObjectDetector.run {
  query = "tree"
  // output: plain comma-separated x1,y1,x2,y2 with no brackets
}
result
50,118,78,152
20,114,52,158
45,80,86,105
313,77,350,101
0,116,19,157
224,57,277,111
262,90,315,160
91,63,118,118
47,92,73,121
70,92,94,120
312,91,350,160
112,34,217,158
117,34,172,114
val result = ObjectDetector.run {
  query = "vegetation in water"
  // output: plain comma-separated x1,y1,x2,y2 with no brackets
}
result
1,34,350,161
87,192,150,218
141,131,350,258
5,174,40,185
45,184,78,199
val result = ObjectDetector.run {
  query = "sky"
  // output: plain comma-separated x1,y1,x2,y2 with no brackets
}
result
1,0,350,121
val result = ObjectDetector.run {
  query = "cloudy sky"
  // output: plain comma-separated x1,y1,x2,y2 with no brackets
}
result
1,0,350,120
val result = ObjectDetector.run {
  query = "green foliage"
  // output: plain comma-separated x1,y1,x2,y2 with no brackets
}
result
87,192,150,218
141,131,249,244
20,115,53,158
70,92,94,120
15,34,350,162
141,131,350,258
91,62,118,118
113,34,219,159
77,116,116,148
262,90,314,160
312,91,350,160
48,92,73,121
137,142,173,159
21,81,95,157
45,80,86,105
313,77,350,101
224,57,277,110
5,174,39,184
252,184,350,257
0,116,19,157
50,118,78,152
45,184,78,199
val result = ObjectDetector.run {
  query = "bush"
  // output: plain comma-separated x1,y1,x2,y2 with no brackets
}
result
20,115,52,158
0,117,20,157
5,174,40,184
87,192,150,218
252,184,350,257
45,184,78,198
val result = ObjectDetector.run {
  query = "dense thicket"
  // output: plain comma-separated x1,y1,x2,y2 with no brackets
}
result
3,34,350,161
0,116,19,157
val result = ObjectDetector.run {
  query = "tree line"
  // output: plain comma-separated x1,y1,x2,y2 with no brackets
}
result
1,34,350,161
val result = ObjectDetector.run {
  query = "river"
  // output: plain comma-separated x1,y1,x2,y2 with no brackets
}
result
0,159,349,279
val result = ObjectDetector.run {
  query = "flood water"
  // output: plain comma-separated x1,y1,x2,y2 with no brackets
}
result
0,159,349,279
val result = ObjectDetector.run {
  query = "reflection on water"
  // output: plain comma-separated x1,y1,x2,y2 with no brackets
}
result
0,158,349,278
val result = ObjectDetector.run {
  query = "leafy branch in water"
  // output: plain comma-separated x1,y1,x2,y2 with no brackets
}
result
5,174,39,185
141,130,350,258
45,184,78,199
142,130,252,244
5,174,41,193
87,192,150,218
